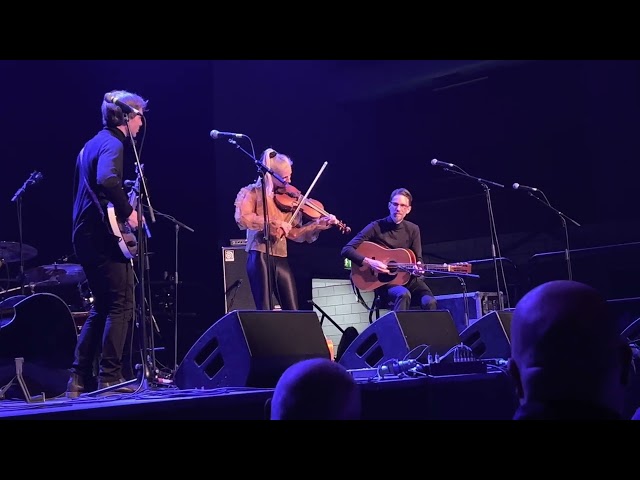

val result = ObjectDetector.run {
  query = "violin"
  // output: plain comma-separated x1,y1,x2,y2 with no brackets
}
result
274,184,351,234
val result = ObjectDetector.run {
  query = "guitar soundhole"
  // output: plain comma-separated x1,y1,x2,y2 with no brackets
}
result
378,272,396,283
377,261,397,283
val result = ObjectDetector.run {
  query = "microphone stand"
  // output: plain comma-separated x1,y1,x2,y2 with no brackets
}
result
422,270,480,330
97,127,158,397
225,138,287,311
441,167,510,310
133,157,160,389
524,190,580,281
225,279,243,311
10,171,42,296
146,207,195,376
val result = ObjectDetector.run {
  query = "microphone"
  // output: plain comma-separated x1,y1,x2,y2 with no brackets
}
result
512,182,539,192
210,130,245,140
104,94,143,116
11,171,44,202
29,171,44,185
377,359,417,377
225,278,243,295
431,158,456,168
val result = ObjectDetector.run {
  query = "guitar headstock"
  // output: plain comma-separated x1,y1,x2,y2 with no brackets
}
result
448,262,472,274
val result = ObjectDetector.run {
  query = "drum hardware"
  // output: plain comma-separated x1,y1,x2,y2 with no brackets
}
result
24,263,86,286
0,241,38,264
0,280,61,298
70,311,90,333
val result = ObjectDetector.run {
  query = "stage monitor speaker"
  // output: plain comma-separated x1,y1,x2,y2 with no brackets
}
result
460,310,513,360
174,310,330,389
338,310,461,370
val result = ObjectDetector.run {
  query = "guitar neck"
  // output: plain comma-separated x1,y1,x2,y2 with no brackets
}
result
393,262,442,268
399,263,469,272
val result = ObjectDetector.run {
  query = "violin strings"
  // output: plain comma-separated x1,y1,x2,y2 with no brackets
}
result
292,197,347,228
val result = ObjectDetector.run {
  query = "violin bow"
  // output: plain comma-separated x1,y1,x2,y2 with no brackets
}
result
287,161,328,227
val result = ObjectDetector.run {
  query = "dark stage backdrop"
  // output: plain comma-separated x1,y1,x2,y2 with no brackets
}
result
1,60,639,366
212,60,640,309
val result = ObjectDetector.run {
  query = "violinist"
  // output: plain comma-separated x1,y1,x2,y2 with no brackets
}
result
234,148,339,310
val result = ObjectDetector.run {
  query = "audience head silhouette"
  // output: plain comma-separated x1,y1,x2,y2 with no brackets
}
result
269,358,361,420
508,280,632,419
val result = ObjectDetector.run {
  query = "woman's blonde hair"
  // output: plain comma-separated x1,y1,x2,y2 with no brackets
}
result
260,148,292,196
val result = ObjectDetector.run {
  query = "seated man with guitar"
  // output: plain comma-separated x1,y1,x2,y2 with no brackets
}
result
67,90,148,398
341,188,438,312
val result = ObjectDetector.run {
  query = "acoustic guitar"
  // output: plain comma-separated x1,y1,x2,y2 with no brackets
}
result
350,241,472,292
0,293,78,399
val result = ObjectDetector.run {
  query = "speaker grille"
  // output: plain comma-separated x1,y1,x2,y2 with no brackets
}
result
460,310,513,359
338,310,461,369
395,310,462,356
175,310,330,389
222,247,256,312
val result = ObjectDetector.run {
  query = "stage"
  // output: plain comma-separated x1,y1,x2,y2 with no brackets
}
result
0,370,519,420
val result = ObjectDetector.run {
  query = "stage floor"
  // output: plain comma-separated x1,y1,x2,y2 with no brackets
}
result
0,384,274,420
0,371,519,420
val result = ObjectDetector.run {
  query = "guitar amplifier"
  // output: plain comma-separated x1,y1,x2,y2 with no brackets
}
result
435,291,503,332
222,247,255,313
222,247,280,312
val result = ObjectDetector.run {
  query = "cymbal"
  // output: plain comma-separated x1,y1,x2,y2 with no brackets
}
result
24,263,86,286
0,241,38,263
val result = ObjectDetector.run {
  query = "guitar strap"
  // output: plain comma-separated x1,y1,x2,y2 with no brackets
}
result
79,147,107,225
350,276,376,313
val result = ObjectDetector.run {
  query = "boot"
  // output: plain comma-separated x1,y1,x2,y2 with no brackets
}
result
66,373,85,399
97,378,136,394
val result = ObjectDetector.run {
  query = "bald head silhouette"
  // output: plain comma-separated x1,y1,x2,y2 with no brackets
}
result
508,280,631,414
269,358,361,420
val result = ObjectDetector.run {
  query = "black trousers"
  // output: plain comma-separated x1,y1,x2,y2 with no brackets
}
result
247,250,298,310
70,258,135,382
376,276,437,311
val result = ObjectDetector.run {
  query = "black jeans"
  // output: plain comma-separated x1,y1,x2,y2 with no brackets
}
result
247,250,298,310
70,258,134,383
377,276,437,311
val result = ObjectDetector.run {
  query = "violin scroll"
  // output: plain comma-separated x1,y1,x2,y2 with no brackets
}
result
333,219,351,234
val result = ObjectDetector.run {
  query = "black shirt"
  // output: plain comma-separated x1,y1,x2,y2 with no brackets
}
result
341,216,423,267
72,127,133,263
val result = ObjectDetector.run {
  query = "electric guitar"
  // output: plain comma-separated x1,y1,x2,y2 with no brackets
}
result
350,241,472,292
107,165,142,260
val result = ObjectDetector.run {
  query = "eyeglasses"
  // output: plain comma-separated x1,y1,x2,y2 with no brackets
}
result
390,202,410,210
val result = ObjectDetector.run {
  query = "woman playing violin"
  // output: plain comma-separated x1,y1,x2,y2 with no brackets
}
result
234,148,338,310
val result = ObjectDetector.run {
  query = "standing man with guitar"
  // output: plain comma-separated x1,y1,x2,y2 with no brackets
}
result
341,188,438,312
66,90,148,398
